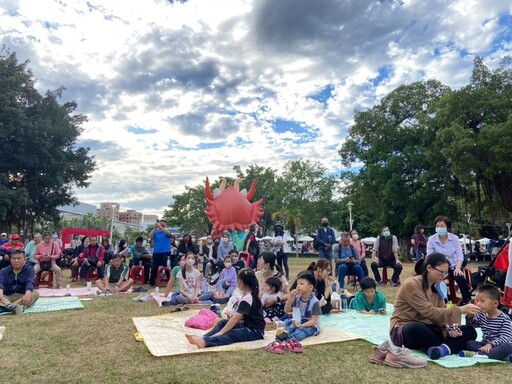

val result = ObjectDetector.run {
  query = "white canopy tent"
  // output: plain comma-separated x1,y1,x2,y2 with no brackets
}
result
361,237,377,245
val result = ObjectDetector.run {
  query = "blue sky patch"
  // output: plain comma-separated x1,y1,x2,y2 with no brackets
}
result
126,126,158,135
309,84,334,104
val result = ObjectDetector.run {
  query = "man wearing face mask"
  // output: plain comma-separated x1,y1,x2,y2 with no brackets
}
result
316,218,336,261
201,236,220,276
371,226,402,286
217,235,235,260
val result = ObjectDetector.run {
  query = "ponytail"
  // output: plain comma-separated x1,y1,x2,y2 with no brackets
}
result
238,268,262,308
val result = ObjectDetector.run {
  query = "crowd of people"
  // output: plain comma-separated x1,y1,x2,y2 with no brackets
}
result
0,214,511,364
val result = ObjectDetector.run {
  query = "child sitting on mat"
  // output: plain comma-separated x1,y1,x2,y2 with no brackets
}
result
460,284,512,361
262,276,283,320
185,268,265,348
175,252,215,304
215,255,237,299
278,271,321,342
349,277,387,315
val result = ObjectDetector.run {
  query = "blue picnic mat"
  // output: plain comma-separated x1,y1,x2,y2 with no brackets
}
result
24,297,84,314
320,304,504,368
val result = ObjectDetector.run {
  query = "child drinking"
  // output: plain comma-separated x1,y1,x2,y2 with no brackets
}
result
185,268,265,348
215,255,237,298
349,277,387,314
279,272,321,343
460,284,512,361
175,252,215,304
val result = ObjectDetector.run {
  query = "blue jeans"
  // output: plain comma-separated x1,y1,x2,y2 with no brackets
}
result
202,319,264,347
467,340,512,360
217,280,235,298
284,318,319,342
318,248,333,261
337,263,364,288
360,259,369,277
79,263,105,279
175,291,215,304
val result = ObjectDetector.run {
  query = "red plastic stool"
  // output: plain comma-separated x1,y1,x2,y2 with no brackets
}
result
35,270,54,288
130,266,145,285
382,267,400,285
155,266,171,286
86,267,99,282
238,252,254,268
446,267,472,304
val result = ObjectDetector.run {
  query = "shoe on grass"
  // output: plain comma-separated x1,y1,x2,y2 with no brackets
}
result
370,340,392,364
384,346,427,368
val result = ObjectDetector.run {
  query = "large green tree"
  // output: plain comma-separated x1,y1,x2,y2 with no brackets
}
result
0,50,96,233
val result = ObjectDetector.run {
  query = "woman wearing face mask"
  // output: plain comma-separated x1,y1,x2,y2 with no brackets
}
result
177,234,198,257
202,236,221,277
175,252,215,304
217,234,234,260
163,254,187,305
427,216,471,305
349,229,369,278
70,236,89,282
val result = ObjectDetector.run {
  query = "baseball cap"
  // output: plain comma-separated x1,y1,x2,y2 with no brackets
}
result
0,232,6,236
11,234,20,240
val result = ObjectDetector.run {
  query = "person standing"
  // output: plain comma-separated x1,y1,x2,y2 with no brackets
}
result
271,224,291,280
411,225,428,261
24,233,42,266
371,226,402,286
243,224,260,269
148,219,172,286
316,218,336,261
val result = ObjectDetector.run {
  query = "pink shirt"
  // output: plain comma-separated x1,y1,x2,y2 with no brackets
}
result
350,239,366,259
35,241,61,264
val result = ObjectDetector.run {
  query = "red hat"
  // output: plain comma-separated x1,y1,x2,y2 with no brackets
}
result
11,234,20,240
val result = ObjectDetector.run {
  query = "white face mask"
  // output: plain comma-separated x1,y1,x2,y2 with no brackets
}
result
224,263,232,268
352,234,359,241
186,259,195,267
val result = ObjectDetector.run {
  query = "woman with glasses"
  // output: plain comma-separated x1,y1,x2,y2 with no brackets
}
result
427,215,472,305
388,253,481,360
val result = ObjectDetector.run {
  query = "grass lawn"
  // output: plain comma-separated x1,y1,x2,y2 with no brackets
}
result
0,258,508,384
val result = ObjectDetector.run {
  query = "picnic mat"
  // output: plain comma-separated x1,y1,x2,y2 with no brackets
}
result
38,287,133,297
321,304,503,368
132,310,361,357
24,297,84,314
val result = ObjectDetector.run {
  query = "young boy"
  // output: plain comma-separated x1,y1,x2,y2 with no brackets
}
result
349,277,387,314
96,254,133,294
279,272,321,343
460,284,512,361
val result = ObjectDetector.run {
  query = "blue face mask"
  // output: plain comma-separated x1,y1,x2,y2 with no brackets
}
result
436,227,448,236
383,231,391,237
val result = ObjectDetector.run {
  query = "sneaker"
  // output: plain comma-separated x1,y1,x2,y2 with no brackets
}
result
384,346,427,368
391,282,398,287
15,305,24,315
5,304,16,315
376,280,384,286
370,340,391,364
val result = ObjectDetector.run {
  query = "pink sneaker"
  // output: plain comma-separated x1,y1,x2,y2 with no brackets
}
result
370,340,391,364
384,346,427,368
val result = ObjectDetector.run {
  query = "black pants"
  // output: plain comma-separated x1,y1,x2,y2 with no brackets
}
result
149,252,170,285
276,251,289,280
371,259,403,283
448,266,471,302
401,322,477,354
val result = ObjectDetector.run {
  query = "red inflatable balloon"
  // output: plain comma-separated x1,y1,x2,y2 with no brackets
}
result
205,177,264,238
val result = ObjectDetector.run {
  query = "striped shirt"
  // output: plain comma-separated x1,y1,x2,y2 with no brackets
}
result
468,311,512,347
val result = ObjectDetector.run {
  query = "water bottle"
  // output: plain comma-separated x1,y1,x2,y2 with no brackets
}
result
332,280,339,294
166,256,171,268
154,287,160,296
341,289,348,313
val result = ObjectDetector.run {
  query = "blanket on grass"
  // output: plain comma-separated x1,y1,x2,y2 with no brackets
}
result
132,310,361,357
321,303,502,368
38,287,133,297
24,297,84,314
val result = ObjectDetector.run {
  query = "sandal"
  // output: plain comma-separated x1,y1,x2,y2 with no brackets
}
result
284,338,303,353
265,341,285,354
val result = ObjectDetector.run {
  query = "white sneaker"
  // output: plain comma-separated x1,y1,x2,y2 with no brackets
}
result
15,305,24,315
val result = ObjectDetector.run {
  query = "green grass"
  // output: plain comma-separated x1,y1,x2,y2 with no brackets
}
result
0,259,508,384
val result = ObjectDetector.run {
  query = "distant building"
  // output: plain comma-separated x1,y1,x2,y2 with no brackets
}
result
141,214,159,230
119,209,143,225
58,201,98,220
97,203,120,220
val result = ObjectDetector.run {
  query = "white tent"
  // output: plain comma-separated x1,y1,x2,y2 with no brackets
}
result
259,236,273,241
361,237,377,245
298,235,314,242
475,237,491,246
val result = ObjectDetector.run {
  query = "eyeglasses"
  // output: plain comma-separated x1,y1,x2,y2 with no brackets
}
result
432,266,449,277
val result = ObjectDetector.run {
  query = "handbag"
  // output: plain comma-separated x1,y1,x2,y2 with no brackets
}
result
40,243,54,270
87,255,98,267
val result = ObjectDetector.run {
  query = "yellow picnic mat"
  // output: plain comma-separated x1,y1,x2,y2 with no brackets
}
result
132,310,361,357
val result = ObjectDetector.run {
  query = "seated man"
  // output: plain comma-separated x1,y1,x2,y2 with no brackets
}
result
336,232,364,289
79,235,105,281
96,254,133,293
0,234,25,270
0,249,39,314
34,231,63,289
129,236,152,283
371,226,402,286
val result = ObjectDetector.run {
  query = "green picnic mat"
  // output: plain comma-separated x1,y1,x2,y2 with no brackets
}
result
321,304,504,368
24,297,84,314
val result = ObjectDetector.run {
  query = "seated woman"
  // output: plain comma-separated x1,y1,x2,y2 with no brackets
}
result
70,236,89,282
255,252,289,318
389,252,482,359
349,277,387,314
306,259,335,314
175,252,215,304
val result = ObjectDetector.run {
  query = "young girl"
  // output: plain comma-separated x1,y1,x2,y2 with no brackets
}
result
175,252,215,304
262,277,282,319
215,255,237,298
185,268,265,348
349,277,387,314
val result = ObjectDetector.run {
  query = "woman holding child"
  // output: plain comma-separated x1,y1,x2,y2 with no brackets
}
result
306,259,335,314
256,252,290,318
389,252,482,359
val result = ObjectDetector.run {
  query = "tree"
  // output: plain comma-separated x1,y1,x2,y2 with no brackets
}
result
0,49,96,233
60,213,110,230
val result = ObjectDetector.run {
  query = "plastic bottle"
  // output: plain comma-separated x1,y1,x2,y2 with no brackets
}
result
154,287,160,296
341,289,348,313
166,256,171,268
332,280,339,294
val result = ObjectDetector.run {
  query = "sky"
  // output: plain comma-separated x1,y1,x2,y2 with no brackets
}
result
0,0,511,217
